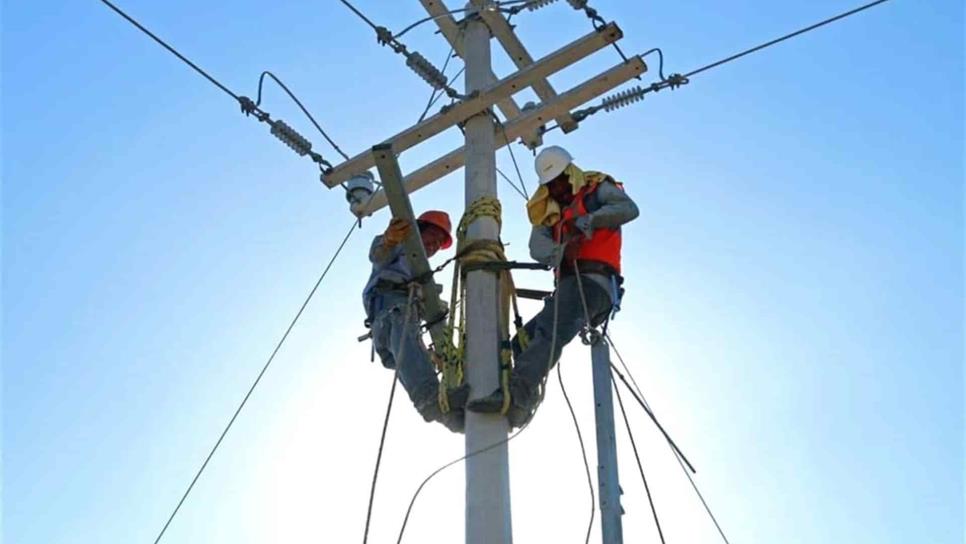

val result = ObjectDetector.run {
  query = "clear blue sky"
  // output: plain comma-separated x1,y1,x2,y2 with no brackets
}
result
3,1,963,543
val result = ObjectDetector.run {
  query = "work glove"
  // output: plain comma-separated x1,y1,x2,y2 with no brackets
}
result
573,215,594,239
383,218,412,248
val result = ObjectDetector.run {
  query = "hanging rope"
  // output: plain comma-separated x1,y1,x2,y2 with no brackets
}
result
432,197,530,415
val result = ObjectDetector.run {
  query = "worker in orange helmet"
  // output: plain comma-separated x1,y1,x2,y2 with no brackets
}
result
468,145,639,427
363,210,468,432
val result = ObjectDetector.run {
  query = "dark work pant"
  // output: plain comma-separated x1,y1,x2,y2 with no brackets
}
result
511,274,613,389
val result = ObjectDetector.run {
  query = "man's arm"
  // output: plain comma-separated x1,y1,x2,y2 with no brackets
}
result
588,180,639,229
529,226,560,266
369,235,396,266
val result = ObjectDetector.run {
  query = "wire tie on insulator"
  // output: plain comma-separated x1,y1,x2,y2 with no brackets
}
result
526,0,558,11
601,86,646,112
270,119,313,157
238,96,257,116
567,0,588,8
667,73,689,89
375,26,393,46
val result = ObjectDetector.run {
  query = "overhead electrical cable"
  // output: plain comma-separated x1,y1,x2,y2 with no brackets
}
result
362,286,418,544
256,71,350,160
395,270,564,543
99,0,345,169
150,220,359,544
606,334,732,544
557,363,596,544
611,372,666,544
569,0,894,125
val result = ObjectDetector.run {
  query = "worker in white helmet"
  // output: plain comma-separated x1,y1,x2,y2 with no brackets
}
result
364,210,469,432
467,145,639,427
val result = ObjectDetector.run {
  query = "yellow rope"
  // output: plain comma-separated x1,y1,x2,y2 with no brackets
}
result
434,197,527,415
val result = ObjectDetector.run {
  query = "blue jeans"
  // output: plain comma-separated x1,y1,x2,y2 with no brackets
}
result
369,292,439,409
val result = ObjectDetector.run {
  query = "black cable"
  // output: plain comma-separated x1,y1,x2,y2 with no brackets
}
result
396,268,564,543
150,220,359,544
363,287,418,544
100,0,240,102
395,421,532,544
684,0,892,80
362,374,398,544
606,335,731,544
393,8,473,40
557,362,595,544
337,0,381,31
641,48,665,81
497,167,529,200
500,122,529,197
612,372,666,544
100,0,341,170
417,48,457,123
256,71,350,160
608,362,696,474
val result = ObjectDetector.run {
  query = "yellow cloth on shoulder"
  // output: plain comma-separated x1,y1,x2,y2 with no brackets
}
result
526,164,613,226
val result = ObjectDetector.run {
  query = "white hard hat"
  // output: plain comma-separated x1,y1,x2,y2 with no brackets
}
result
534,145,573,185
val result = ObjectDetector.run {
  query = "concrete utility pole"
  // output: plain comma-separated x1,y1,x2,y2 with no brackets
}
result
461,2,513,543
591,336,625,543
325,4,648,542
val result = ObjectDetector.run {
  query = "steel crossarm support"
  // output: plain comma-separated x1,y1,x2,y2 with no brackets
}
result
479,8,579,133
323,23,623,187
352,56,646,215
372,144,450,349
417,0,524,126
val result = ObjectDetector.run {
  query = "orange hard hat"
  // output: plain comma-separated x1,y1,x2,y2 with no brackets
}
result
417,210,453,249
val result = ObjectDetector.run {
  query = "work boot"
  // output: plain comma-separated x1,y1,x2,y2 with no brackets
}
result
440,410,466,434
415,383,470,428
466,378,537,428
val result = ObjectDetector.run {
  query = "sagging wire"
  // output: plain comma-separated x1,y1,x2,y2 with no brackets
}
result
497,167,529,200
362,285,418,544
564,0,894,127
255,71,350,161
99,0,341,173
606,334,732,544
417,47,458,123
612,372,667,544
488,109,530,199
148,219,360,544
557,360,596,544
338,0,465,99
569,1,632,66
396,249,566,544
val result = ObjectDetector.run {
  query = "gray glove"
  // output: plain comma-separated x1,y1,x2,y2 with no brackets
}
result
574,215,594,239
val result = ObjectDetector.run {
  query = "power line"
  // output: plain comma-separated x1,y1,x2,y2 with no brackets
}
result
496,167,529,200
685,0,892,80
100,0,342,170
606,335,731,544
557,363,595,544
151,219,359,544
396,274,565,543
611,372,666,544
570,0,894,124
362,287,417,544
256,71,350,160
417,47,458,123
100,0,240,101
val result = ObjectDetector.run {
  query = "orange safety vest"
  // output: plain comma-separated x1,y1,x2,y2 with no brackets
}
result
553,180,623,275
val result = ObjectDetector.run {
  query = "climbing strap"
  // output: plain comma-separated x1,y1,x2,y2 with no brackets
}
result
432,196,529,415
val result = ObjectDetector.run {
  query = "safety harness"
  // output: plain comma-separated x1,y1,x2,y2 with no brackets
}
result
430,196,532,415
